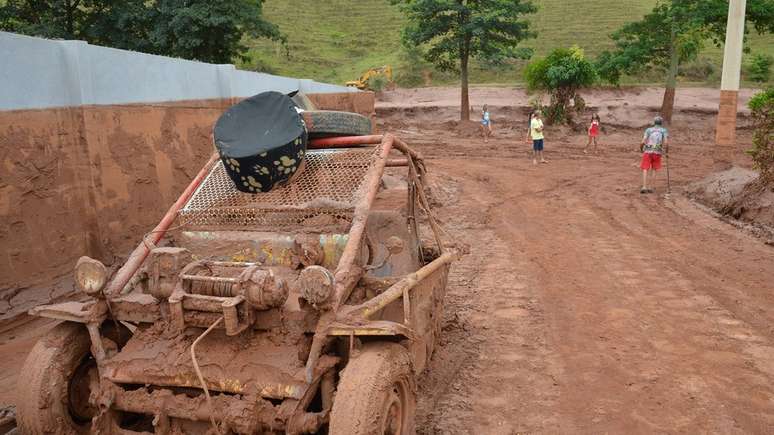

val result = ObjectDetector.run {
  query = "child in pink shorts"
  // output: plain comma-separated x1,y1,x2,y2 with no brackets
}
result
584,113,601,154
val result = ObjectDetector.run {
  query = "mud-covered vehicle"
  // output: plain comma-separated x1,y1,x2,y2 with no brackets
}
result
17,129,456,433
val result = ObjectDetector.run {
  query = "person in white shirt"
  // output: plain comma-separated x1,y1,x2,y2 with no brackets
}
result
480,104,493,143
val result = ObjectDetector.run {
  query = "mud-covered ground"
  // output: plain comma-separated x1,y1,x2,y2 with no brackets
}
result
1,87,773,433
380,88,774,434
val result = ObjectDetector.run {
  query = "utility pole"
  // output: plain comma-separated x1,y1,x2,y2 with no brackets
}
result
714,0,746,168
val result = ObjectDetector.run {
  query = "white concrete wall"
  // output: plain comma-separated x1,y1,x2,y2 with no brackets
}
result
0,31,355,111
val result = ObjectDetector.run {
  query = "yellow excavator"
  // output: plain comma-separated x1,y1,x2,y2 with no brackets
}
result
346,65,395,91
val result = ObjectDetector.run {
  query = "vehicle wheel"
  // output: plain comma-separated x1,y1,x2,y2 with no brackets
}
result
16,322,97,434
301,110,372,138
330,342,416,435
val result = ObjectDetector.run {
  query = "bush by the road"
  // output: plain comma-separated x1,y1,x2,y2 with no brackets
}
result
524,46,596,124
679,58,717,82
368,75,388,92
747,54,772,83
748,88,774,182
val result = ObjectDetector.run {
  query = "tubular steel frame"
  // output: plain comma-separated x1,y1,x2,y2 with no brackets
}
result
26,133,457,434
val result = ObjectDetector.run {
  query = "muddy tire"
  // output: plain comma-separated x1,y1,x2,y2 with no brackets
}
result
330,342,416,435
301,110,372,138
16,322,96,434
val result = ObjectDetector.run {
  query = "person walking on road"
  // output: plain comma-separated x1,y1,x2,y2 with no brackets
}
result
529,110,547,165
584,113,601,154
639,115,668,194
480,104,493,143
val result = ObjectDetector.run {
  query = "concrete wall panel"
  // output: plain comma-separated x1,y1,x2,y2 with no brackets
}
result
0,33,76,109
0,31,355,111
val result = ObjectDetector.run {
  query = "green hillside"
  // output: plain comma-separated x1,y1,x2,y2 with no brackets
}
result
242,0,774,87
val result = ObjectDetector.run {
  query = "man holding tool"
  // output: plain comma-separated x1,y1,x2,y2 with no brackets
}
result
639,115,669,194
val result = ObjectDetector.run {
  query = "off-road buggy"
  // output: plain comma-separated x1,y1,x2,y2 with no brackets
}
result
16,115,456,434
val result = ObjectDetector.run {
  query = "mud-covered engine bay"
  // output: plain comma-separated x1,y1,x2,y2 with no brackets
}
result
85,170,423,433
97,234,344,433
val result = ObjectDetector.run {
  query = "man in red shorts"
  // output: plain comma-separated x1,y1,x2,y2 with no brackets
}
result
639,116,668,194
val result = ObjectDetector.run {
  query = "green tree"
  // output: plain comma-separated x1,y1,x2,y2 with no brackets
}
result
393,0,537,121
0,0,285,64
148,0,284,64
0,0,87,39
596,1,704,123
81,0,156,54
596,0,774,123
525,46,597,124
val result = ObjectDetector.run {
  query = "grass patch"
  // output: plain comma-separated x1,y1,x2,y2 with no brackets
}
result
244,0,774,87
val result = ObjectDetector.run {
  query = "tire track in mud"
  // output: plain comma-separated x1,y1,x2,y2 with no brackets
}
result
484,163,774,433
416,151,774,434
416,162,563,434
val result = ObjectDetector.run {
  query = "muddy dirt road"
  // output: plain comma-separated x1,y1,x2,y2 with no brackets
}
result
403,129,774,432
1,87,772,433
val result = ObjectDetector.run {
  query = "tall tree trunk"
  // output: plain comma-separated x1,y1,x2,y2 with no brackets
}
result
66,0,74,37
460,52,470,121
458,3,470,121
661,24,679,124
65,0,81,38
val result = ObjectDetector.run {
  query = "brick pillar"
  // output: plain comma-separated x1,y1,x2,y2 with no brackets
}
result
714,89,739,166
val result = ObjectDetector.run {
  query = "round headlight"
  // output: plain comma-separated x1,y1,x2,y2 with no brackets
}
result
298,265,335,308
74,256,108,297
242,267,289,310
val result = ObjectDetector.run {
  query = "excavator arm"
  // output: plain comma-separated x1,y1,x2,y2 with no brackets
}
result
346,65,393,90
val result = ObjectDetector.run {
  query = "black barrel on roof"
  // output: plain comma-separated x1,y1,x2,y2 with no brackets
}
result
213,91,307,193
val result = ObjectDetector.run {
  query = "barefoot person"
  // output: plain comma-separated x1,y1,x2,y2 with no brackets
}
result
639,115,668,194
530,110,547,164
480,104,492,143
584,113,601,154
